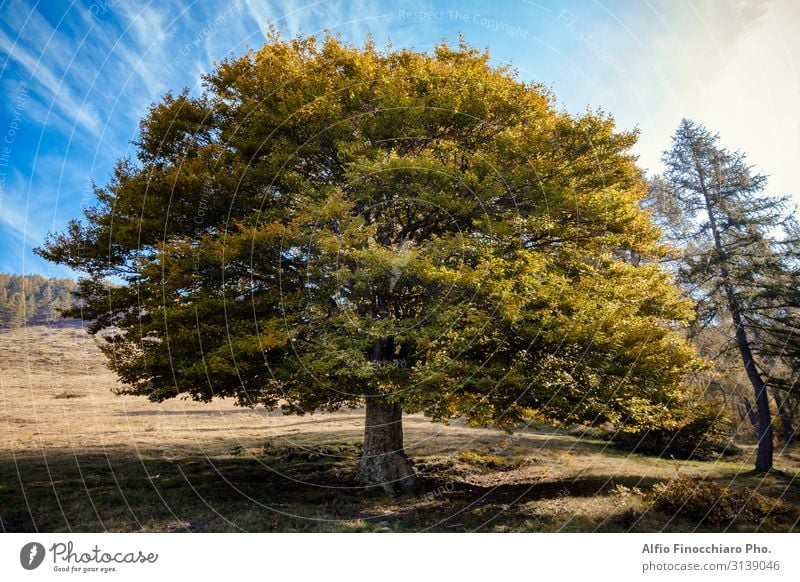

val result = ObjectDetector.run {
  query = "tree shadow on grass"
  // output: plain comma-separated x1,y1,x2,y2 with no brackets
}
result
0,447,643,532
1,433,797,533
0,439,371,531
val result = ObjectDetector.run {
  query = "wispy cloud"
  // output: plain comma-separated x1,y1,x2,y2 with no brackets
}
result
1,0,797,277
241,0,278,37
0,26,103,138
0,197,45,243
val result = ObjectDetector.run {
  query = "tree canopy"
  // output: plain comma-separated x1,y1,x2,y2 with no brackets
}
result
38,32,703,491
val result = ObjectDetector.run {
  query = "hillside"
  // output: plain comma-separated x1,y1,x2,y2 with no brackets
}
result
1,326,798,532
0,273,79,329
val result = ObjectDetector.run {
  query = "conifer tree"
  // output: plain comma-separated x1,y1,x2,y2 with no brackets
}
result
652,119,800,471
8,292,25,329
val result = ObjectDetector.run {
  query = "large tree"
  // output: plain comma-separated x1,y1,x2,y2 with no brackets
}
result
650,119,799,471
38,33,699,492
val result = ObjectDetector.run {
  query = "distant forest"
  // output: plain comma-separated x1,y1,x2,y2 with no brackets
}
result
0,273,78,329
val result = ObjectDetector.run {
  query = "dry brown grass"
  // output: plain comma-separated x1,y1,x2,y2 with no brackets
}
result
1,326,798,532
0,326,727,479
1,326,356,453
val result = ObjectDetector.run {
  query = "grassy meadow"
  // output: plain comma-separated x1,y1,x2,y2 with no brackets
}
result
1,326,798,532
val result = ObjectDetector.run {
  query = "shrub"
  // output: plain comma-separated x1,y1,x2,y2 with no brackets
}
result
614,396,731,460
650,475,786,525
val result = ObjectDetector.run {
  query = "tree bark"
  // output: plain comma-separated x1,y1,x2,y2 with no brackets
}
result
359,399,417,494
732,319,773,471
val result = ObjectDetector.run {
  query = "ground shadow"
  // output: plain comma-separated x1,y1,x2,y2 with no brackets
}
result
1,433,797,533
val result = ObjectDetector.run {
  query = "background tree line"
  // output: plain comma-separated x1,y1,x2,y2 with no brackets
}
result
0,273,78,329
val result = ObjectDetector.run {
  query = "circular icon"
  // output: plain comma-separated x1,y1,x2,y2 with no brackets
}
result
20,542,46,570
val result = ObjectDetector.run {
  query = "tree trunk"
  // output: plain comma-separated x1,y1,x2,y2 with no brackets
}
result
359,399,417,494
732,316,773,471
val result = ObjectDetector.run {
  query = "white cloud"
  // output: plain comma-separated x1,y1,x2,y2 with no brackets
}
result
241,0,278,38
0,193,46,244
0,26,103,138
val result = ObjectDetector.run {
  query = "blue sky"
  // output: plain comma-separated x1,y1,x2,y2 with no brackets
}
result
1,0,798,277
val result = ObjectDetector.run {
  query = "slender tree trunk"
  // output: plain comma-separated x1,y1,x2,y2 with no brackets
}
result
358,399,417,494
732,319,773,470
